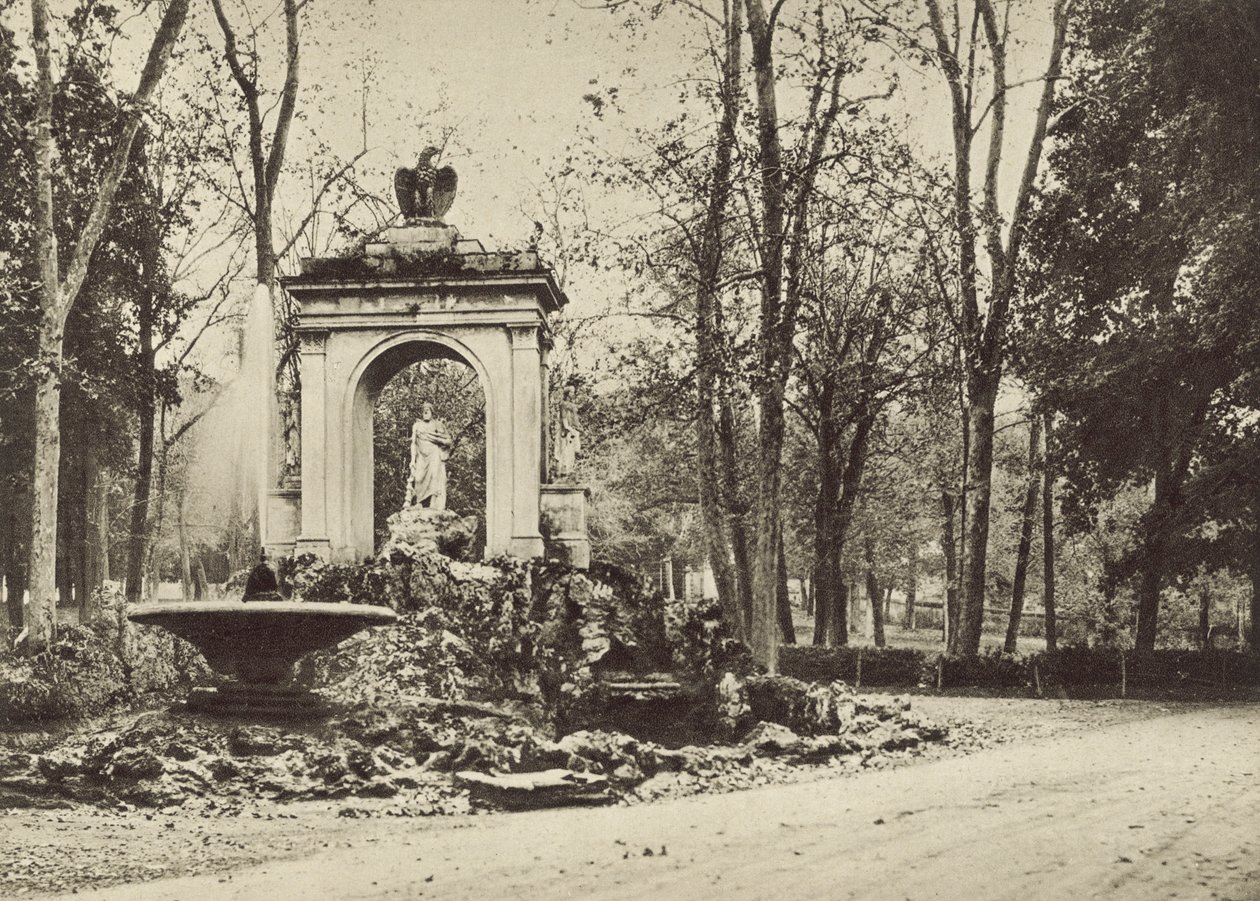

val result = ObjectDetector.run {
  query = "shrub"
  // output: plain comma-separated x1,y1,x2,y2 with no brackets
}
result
1037,646,1123,686
1125,649,1260,687
932,649,1032,689
779,646,925,686
281,553,393,606
0,584,212,726
0,625,127,723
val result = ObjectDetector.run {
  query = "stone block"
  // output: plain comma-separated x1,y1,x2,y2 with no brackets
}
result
540,485,591,569
366,222,460,255
383,506,479,560
264,488,301,560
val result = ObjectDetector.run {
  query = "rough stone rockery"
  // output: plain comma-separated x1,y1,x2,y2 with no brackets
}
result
21,514,953,814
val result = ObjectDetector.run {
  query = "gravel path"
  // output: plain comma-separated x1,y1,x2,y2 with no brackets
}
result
4,697,1256,899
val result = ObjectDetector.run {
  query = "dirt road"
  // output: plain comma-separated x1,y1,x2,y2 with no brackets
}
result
44,702,1258,901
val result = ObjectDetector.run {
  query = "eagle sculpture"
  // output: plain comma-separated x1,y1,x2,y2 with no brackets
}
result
394,146,458,222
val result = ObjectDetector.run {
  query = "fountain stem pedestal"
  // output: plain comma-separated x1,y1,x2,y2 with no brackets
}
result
186,684,332,717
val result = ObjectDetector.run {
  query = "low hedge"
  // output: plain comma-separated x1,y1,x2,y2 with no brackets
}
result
779,645,924,686
1124,649,1260,686
778,643,1260,692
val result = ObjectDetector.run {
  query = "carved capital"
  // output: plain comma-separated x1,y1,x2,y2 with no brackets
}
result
297,330,328,355
508,325,539,351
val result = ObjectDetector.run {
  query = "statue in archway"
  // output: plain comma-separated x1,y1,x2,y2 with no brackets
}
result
406,403,452,510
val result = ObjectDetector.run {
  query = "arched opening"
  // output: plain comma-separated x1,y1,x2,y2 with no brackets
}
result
373,358,486,553
346,336,495,561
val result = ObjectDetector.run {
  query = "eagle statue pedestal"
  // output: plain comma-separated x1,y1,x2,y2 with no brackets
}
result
366,218,460,258
365,146,463,262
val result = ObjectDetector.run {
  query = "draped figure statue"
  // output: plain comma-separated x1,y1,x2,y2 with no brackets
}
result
406,403,452,510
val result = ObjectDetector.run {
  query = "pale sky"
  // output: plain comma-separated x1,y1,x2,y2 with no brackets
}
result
4,0,1060,370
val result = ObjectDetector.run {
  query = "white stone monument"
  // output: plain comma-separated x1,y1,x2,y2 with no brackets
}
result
265,151,590,567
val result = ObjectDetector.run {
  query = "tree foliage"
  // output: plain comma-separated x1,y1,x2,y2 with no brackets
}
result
1020,0,1260,652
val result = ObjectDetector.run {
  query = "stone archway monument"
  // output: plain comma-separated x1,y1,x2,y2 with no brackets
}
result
270,151,587,566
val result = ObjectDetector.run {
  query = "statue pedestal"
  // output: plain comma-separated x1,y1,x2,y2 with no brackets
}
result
265,488,302,560
540,485,591,569
365,220,459,258
383,506,479,560
294,537,331,560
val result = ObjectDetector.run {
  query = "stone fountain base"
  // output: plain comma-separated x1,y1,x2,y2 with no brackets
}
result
184,685,333,718
128,599,398,717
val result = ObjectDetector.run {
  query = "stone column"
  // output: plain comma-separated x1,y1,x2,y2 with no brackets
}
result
540,332,552,482
295,331,331,559
509,325,545,558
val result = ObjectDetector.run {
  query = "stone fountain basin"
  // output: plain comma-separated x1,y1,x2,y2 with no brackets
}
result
127,601,398,685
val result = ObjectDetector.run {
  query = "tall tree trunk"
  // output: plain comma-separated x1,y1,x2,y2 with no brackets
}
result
62,444,88,618
99,478,111,584
1042,410,1057,650
776,536,795,645
743,0,787,673
3,477,30,629
955,373,998,655
179,521,193,602
1198,586,1211,650
811,557,833,646
6,481,30,630
720,394,754,628
818,566,849,646
28,323,63,644
820,411,876,646
904,538,918,629
924,0,1071,659
744,0,853,669
24,0,190,647
178,478,193,602
1134,467,1173,654
692,2,747,642
1249,497,1260,650
125,291,156,603
26,0,62,646
864,535,885,648
1134,563,1163,653
816,505,857,647
146,414,172,596
940,488,960,646
78,447,98,622
1005,416,1043,652
194,559,209,601
812,385,839,645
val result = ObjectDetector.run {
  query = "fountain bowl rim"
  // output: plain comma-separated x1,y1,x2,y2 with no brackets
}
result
126,600,398,624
